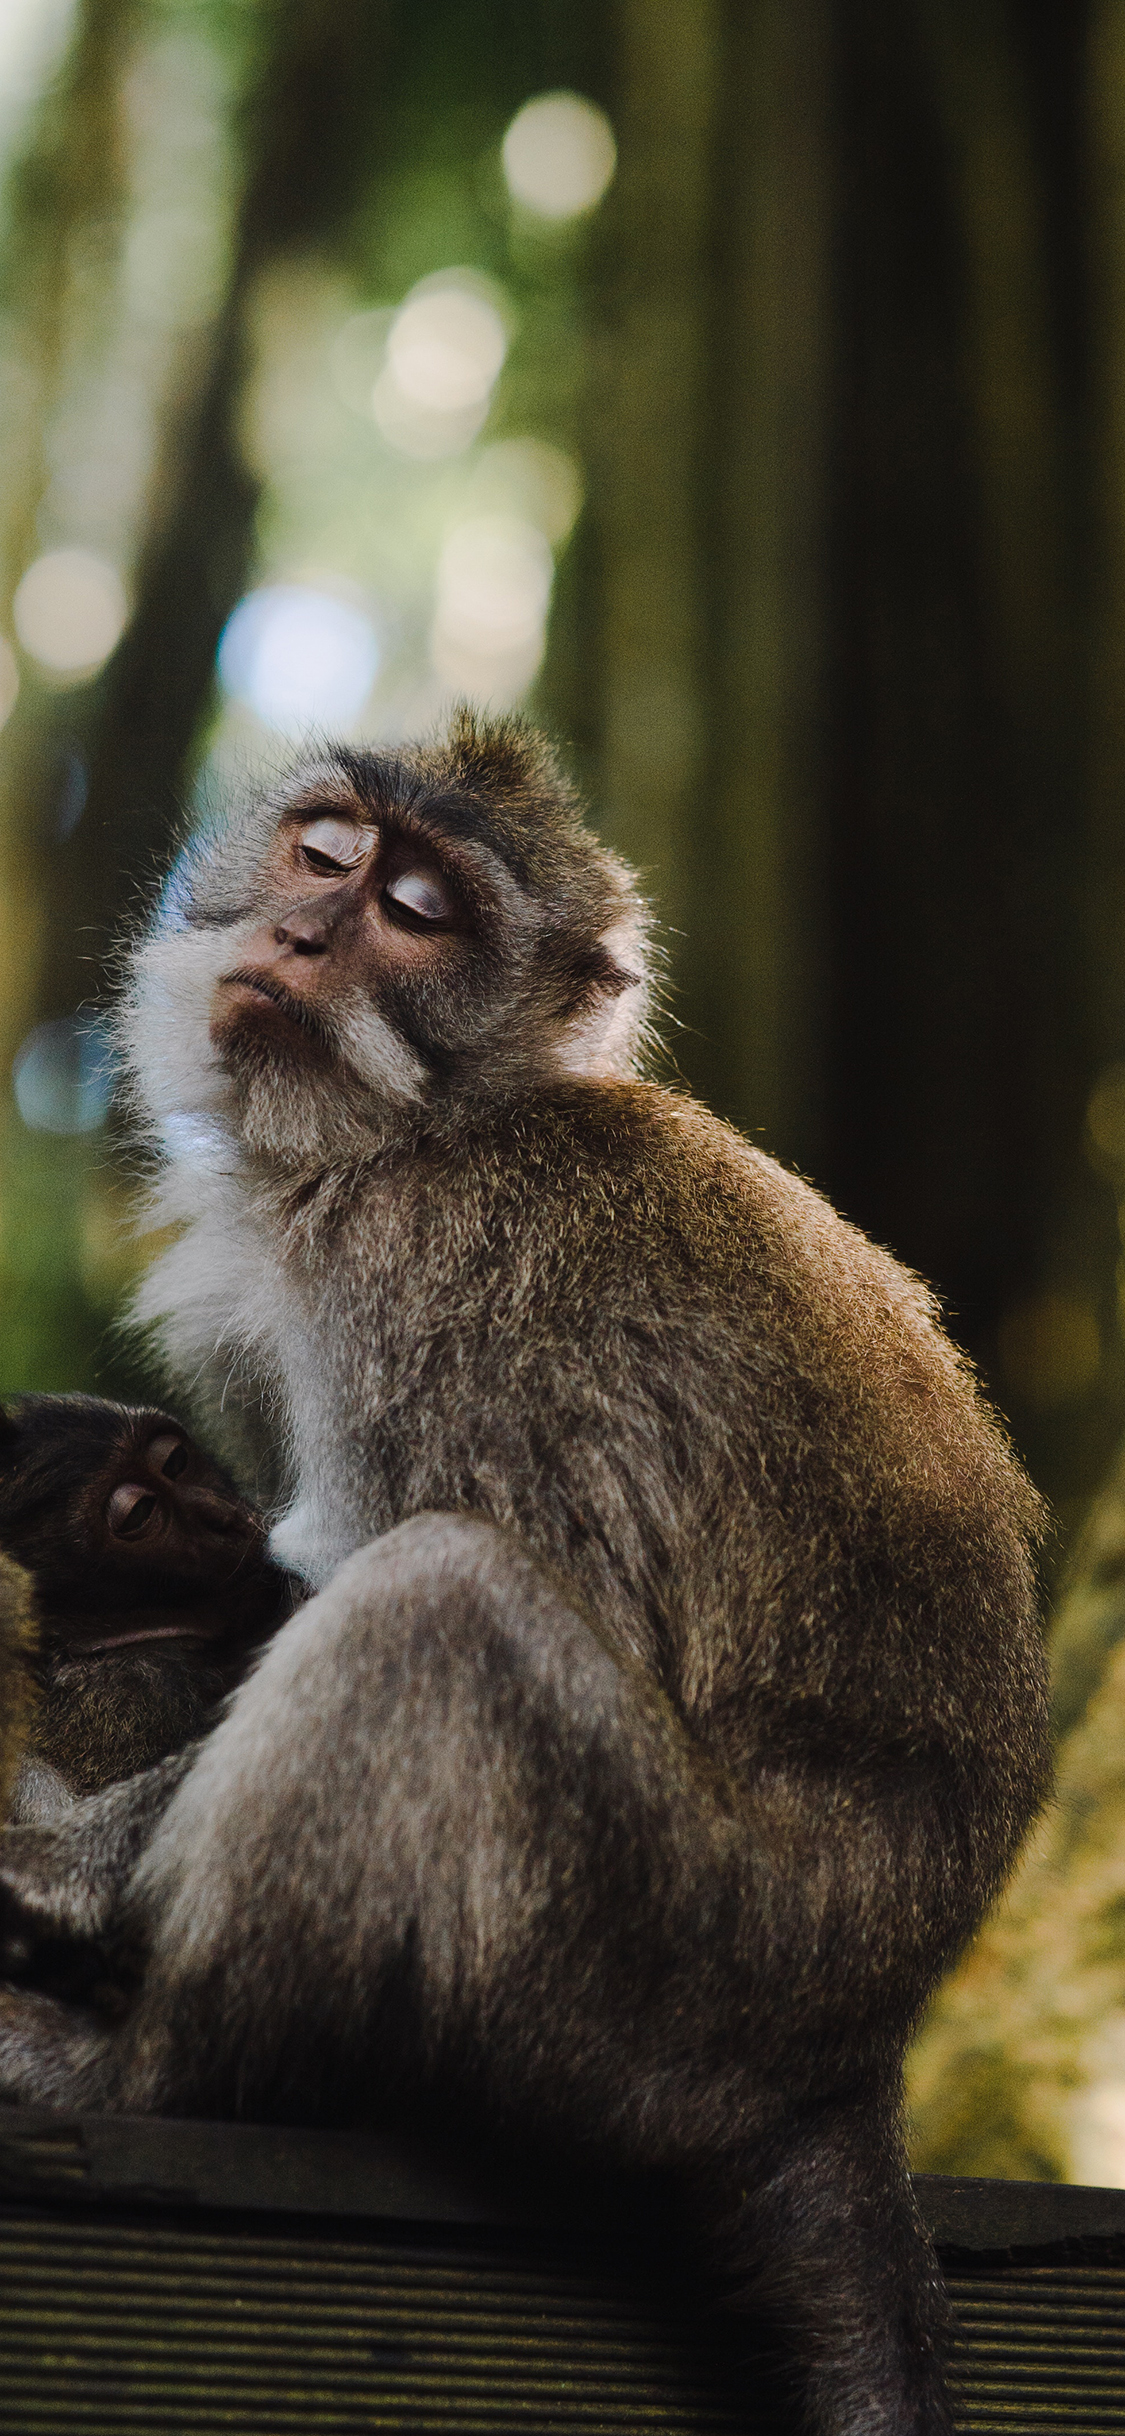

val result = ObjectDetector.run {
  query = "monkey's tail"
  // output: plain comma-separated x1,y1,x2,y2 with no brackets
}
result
692,2089,956,2436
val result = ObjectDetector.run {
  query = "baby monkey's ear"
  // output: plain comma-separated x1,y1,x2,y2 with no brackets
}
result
0,1406,21,1453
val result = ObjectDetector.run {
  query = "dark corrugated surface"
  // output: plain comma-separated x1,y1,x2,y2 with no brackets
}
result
946,2265,1125,2433
0,2211,1123,2432
0,2213,742,2433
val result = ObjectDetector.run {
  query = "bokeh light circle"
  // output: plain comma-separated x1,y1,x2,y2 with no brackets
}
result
432,516,553,705
387,287,507,413
469,439,583,545
436,516,552,650
13,549,128,678
217,585,380,735
501,93,616,221
13,1015,114,1135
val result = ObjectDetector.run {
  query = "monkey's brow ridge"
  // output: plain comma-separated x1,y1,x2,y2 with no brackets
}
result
316,748,541,886
398,792,533,884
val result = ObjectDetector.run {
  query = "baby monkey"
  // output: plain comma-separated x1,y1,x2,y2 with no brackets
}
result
0,1397,291,1816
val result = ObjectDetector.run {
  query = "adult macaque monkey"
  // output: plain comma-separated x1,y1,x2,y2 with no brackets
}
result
0,1397,291,1815
0,712,1048,2436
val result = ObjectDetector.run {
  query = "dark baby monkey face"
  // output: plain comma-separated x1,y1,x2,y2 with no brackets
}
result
62,1410,278,1656
0,1397,290,1793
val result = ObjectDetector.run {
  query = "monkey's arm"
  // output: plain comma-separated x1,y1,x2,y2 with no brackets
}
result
0,1748,196,1989
8,1755,76,1824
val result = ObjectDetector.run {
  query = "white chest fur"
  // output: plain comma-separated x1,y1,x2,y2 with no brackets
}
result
135,1153,386,1589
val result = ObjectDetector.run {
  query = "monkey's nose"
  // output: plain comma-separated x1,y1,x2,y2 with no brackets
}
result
274,913,328,955
186,1489,254,1536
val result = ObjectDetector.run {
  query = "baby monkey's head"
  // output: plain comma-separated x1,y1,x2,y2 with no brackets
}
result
0,1396,290,1792
124,709,653,1165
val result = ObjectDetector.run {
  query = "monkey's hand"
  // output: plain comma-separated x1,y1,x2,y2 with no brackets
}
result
0,1749,195,2000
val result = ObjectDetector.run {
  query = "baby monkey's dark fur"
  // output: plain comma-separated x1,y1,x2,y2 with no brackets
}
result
0,1397,290,1808
0,1552,37,1821
0,710,1049,2436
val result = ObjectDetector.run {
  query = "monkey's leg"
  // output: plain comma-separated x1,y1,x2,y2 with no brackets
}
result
79,1516,748,2128
0,1517,951,2435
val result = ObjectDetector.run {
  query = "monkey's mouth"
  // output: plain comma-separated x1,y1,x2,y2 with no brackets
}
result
217,967,337,1053
74,1623,227,1657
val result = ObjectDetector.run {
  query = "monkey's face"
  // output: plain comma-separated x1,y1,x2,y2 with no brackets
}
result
209,795,484,1117
0,1398,285,1670
0,1396,292,1795
124,714,651,1165
71,1413,280,1654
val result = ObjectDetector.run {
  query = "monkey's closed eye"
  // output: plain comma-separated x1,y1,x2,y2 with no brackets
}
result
106,1485,157,1537
149,1434,188,1481
383,869,454,927
298,817,375,874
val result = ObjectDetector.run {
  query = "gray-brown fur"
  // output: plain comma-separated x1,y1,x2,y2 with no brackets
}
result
0,710,1049,2436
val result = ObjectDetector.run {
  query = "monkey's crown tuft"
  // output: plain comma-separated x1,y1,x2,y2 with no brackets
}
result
346,705,626,911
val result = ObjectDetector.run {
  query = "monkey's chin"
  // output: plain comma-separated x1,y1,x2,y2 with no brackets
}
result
209,999,344,1160
210,979,337,1070
209,990,409,1166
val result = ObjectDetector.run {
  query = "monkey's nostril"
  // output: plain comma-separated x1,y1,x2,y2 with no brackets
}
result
274,920,326,955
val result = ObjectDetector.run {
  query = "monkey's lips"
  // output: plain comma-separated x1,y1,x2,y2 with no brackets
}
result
213,967,336,1051
74,1622,227,1657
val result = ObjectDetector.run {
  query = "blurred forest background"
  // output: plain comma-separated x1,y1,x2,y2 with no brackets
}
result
3,0,1125,2179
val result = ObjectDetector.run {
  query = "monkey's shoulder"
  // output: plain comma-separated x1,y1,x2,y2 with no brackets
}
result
340,1081,1029,1496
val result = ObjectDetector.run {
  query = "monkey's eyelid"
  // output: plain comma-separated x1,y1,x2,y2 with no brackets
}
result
296,817,376,870
383,869,455,924
106,1484,157,1536
148,1434,188,1480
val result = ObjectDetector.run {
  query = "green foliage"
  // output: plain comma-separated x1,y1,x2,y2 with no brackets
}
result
909,1508,1125,2186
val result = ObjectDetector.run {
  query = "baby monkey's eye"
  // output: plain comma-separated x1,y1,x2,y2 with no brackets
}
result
383,868,454,926
106,1484,157,1537
298,817,375,874
149,1434,188,1480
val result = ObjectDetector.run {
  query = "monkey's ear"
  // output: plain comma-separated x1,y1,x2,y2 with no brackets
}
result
554,922,649,1083
0,1405,28,1474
